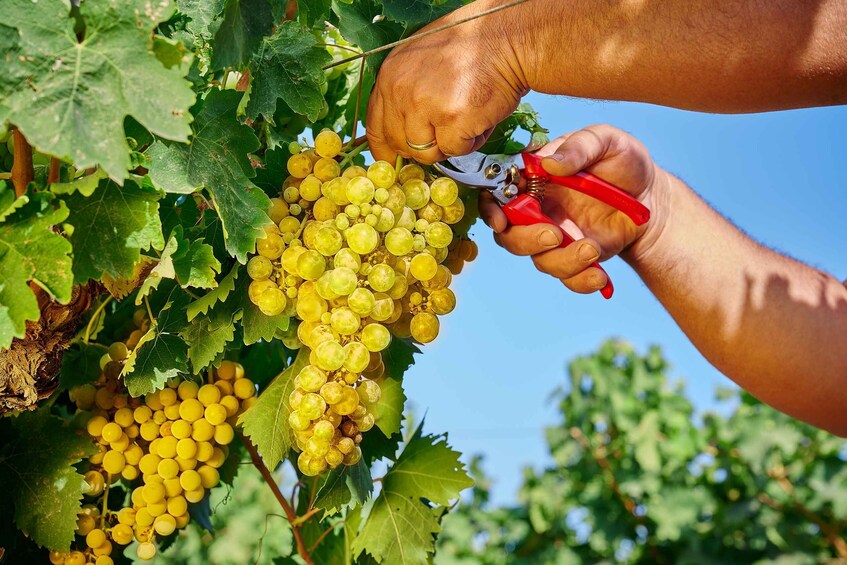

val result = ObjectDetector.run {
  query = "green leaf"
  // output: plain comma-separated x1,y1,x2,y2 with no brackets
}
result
314,458,373,513
181,307,237,373
211,0,273,70
352,493,441,565
0,183,28,223
121,294,190,396
0,0,195,181
480,103,549,155
141,226,221,300
137,231,181,302
332,0,404,69
147,90,273,262
373,375,405,437
352,425,472,564
239,348,310,469
187,264,239,321
631,410,661,473
298,0,333,27
383,337,420,379
59,343,108,390
0,193,73,348
247,22,331,122
380,0,462,29
63,177,164,284
384,427,473,506
0,409,98,550
178,0,226,39
49,169,108,198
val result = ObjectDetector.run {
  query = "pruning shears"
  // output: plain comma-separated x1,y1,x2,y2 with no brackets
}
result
434,152,651,299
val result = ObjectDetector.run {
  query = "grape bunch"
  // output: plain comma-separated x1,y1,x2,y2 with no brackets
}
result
51,321,256,565
245,130,476,476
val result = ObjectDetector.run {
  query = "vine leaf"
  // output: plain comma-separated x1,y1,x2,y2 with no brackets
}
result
178,0,226,40
352,424,473,564
0,0,195,181
372,375,405,438
480,102,550,155
187,265,239,322
147,90,273,263
383,337,420,379
122,294,190,396
332,0,404,69
181,278,241,373
0,193,73,349
238,348,309,469
382,428,474,507
297,0,333,27
49,169,108,198
63,178,164,285
138,226,221,301
211,0,273,70
59,343,108,390
380,0,463,29
314,458,373,514
246,21,331,122
0,409,98,551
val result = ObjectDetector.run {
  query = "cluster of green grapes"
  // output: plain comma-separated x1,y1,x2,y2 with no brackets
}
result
245,130,476,476
51,323,255,564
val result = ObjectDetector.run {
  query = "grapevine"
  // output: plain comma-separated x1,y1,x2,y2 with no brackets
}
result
0,1,542,563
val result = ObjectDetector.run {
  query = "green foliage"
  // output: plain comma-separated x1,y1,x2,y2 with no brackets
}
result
0,409,98,551
0,193,72,347
0,0,195,181
436,341,847,564
0,0,546,561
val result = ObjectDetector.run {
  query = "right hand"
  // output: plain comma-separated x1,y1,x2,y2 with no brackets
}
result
366,0,529,164
481,125,667,294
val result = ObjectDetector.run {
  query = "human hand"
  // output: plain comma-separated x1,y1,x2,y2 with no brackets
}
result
366,0,529,164
480,124,665,294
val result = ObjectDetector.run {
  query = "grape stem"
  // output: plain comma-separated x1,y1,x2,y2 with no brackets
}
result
240,433,315,565
339,141,369,169
83,296,113,345
253,513,287,565
349,57,366,145
322,0,532,71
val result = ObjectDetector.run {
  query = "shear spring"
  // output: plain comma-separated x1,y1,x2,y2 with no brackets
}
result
526,176,546,201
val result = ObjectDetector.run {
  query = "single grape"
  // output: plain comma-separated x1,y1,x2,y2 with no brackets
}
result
314,157,341,181
297,365,328,392
429,287,457,314
398,163,425,183
299,393,327,420
346,223,379,255
374,208,396,232
346,176,375,205
331,307,361,335
283,185,300,203
361,323,391,352
256,288,287,316
384,227,414,256
297,250,326,280
314,226,343,256
430,177,459,206
247,256,273,280
425,221,453,248
278,216,300,234
367,161,396,188
315,130,342,158
299,175,323,201
402,179,430,210
418,201,443,223
441,197,465,224
342,165,367,179
368,263,396,292
343,342,371,373
370,293,395,322
323,177,350,206
287,153,313,178
410,253,438,281
313,197,341,221
411,312,440,343
314,340,345,371
329,267,358,295
347,287,375,316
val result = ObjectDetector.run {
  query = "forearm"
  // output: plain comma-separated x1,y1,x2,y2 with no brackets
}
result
500,0,847,112
624,172,847,435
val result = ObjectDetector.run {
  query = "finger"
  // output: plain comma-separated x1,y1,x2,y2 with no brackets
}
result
493,224,563,256
403,112,446,163
560,267,609,294
433,124,479,160
478,192,507,233
530,238,602,280
540,126,613,177
366,92,396,162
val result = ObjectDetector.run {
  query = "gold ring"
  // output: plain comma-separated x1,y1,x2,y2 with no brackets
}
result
406,139,437,151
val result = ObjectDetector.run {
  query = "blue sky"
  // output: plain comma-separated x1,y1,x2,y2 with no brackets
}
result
402,93,847,506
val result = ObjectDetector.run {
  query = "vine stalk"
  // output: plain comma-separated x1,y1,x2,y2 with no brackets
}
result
240,434,315,565
11,128,33,197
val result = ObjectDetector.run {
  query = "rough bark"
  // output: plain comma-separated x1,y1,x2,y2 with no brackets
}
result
0,283,100,413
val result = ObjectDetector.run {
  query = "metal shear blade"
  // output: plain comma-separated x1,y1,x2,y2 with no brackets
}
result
434,152,519,190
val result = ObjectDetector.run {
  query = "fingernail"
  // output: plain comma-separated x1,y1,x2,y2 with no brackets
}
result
578,243,599,262
591,273,607,290
548,153,566,163
538,229,560,247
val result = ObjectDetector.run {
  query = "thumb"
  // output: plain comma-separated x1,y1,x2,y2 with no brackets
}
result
539,127,614,177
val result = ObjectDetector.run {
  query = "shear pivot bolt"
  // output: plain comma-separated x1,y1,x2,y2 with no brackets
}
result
484,164,502,179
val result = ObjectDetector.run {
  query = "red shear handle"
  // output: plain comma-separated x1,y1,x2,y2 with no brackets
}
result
521,153,650,226
502,194,614,299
